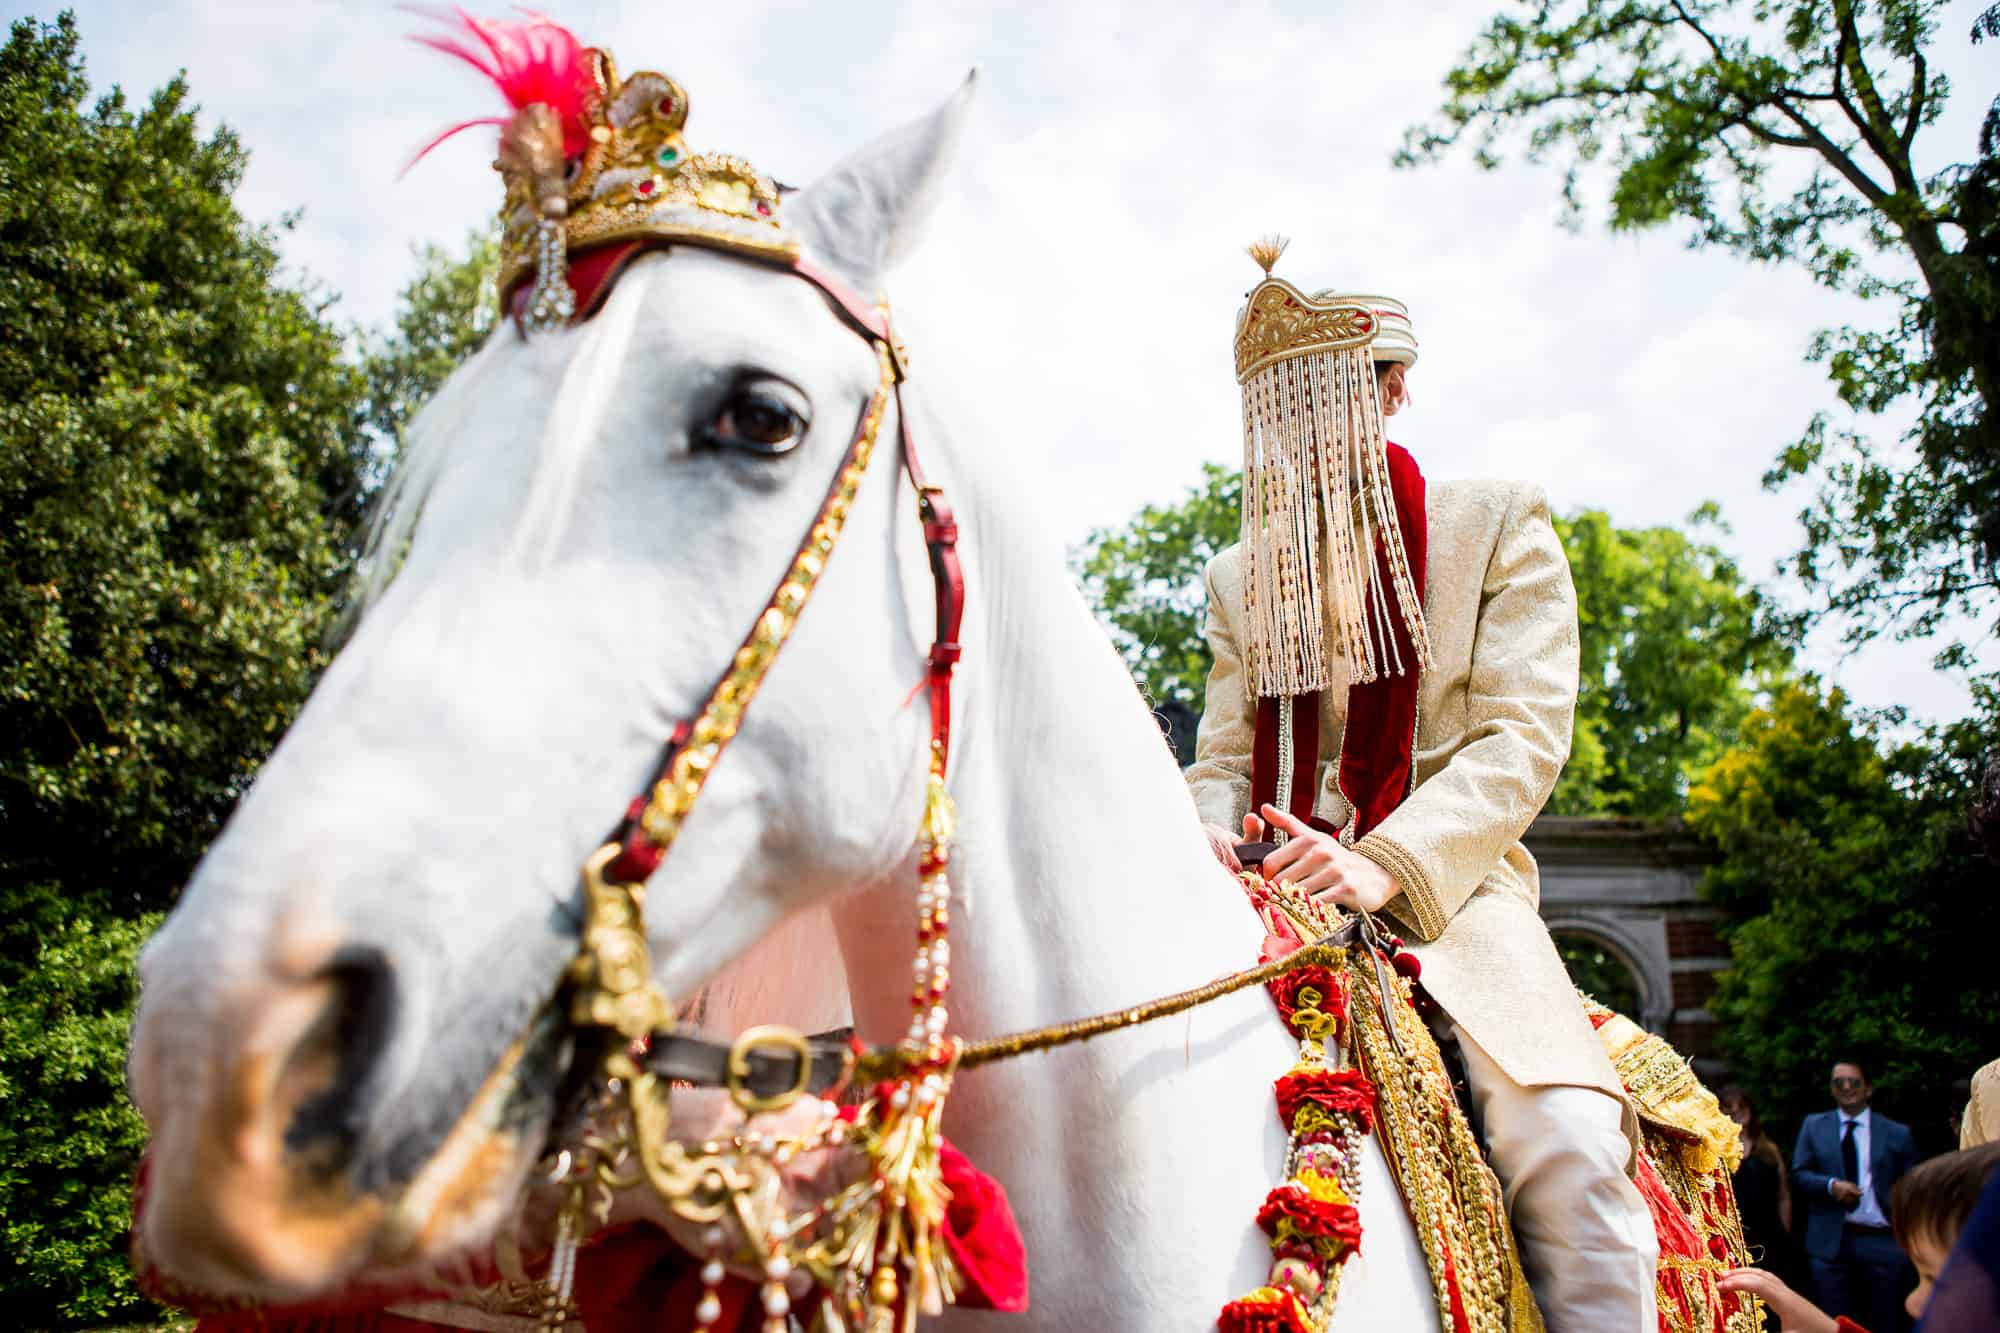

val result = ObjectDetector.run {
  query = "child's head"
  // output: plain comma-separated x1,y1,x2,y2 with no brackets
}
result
1892,1141,2000,1320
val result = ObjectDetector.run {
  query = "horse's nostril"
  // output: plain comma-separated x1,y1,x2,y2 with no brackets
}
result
279,948,396,1170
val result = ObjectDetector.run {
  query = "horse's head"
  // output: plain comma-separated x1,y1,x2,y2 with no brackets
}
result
129,66,973,1301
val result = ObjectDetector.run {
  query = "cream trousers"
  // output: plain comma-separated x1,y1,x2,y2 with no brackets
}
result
1448,1020,1659,1331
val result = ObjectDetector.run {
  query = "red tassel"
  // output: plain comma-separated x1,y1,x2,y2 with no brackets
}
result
938,1139,1030,1311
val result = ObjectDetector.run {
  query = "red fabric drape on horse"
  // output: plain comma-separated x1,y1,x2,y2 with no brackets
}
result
196,1317,455,1333
550,1133,1027,1333
1248,441,1428,838
155,1131,1024,1333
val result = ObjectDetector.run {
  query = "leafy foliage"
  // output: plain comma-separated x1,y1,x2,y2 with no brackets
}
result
1403,0,1999,654
0,910,159,1323
1072,462,1241,713
0,18,502,1326
1554,930,1644,1016
0,13,370,924
1687,679,2000,1144
1550,507,1792,817
1073,471,1783,819
0,13,373,1323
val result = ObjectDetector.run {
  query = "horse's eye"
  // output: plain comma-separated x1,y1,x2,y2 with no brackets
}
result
703,380,809,457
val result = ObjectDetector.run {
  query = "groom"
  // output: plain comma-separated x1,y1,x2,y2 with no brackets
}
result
1187,241,1658,1330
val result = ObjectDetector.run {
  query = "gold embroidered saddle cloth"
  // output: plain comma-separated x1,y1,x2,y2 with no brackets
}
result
1245,878,1764,1333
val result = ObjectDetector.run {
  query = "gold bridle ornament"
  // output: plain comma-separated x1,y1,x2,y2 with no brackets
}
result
546,334,976,1333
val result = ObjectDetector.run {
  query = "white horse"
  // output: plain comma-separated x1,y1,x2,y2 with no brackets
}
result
129,82,1441,1330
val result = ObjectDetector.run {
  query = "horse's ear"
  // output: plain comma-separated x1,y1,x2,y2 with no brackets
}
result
792,72,975,292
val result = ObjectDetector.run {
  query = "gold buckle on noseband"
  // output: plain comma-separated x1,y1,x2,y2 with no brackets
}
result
726,1024,813,1115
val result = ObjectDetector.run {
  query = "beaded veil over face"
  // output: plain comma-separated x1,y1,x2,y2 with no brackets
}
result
1233,237,1432,699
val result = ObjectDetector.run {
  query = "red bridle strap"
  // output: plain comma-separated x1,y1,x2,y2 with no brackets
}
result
788,259,966,770
597,250,964,883
794,259,965,772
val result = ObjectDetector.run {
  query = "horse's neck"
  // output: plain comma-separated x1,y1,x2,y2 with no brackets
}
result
833,473,1262,1048
827,465,1298,1325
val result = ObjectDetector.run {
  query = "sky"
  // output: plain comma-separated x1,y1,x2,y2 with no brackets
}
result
28,0,2000,724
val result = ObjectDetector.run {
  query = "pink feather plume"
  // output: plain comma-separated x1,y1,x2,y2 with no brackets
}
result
404,7,597,170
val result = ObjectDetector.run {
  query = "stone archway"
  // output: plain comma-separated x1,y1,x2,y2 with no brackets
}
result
1550,925,1650,1022
1526,816,1727,1076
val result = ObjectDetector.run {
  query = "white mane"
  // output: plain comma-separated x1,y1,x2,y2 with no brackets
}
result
354,265,659,613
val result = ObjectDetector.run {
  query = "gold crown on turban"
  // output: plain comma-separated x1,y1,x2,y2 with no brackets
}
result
1235,241,1419,381
1234,236,1431,698
413,12,794,330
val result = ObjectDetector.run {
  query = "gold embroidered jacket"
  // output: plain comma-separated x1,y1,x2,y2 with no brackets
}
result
1188,479,1626,1108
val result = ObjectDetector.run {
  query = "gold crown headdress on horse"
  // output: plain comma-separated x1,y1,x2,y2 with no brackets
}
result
411,9,795,332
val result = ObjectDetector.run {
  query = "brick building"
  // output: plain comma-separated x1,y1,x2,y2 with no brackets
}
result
1526,815,1729,1078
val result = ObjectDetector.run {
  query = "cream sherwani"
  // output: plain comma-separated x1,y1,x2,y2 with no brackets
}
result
1188,478,1656,1330
1188,478,1621,1104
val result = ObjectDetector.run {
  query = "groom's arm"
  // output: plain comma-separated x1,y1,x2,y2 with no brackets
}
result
1353,485,1578,940
1185,554,1253,833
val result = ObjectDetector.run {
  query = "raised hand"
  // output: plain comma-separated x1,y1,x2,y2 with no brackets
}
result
1257,805,1398,913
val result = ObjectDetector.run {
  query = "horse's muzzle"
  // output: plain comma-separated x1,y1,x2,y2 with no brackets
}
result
131,932,399,1297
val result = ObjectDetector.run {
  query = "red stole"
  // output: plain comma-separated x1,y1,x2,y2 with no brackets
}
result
1248,443,1428,840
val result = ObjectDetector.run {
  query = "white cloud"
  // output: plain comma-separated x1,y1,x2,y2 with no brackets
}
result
36,0,1996,722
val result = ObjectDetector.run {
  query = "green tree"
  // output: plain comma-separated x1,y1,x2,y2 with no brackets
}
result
356,227,499,472
0,14,376,1322
1550,507,1792,816
1074,468,1783,809
0,13,371,925
1073,462,1241,714
1554,931,1645,1016
1402,1,2000,654
1687,679,2000,1143
0,912,159,1325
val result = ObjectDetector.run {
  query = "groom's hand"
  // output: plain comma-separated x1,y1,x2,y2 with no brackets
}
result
1258,805,1397,913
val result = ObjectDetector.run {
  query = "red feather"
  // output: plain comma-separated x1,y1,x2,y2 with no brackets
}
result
406,7,596,166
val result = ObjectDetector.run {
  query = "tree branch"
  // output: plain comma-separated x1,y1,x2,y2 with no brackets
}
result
1825,23,1888,169
1834,577,2000,611
1734,114,1816,150
1668,0,1727,63
1832,0,1919,191
1899,51,1927,152
1665,1,1888,200
1771,101,1891,205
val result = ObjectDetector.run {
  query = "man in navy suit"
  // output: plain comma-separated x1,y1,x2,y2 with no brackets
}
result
1793,1059,1921,1332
